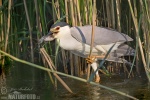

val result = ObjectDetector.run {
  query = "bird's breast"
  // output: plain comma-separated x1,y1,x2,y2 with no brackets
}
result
57,36,79,50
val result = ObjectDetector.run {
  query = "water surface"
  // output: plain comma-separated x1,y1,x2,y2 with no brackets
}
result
0,63,150,100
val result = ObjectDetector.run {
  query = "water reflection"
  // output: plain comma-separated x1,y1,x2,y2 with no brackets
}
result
0,63,150,100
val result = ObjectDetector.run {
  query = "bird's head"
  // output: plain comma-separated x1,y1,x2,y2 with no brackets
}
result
39,22,70,44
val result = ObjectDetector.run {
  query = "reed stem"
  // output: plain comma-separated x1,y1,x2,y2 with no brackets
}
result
23,0,34,62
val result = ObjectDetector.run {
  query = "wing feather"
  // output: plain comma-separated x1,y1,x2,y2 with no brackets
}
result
70,25,133,45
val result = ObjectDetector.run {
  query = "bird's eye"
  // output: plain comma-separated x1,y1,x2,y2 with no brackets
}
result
55,26,60,30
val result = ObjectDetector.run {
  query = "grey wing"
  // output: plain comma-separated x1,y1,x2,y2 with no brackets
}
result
70,25,133,45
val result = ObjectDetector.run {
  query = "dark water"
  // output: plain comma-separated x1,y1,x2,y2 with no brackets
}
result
0,63,150,100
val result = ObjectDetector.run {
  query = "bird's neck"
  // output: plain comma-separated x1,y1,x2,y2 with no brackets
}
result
56,26,71,39
56,31,78,50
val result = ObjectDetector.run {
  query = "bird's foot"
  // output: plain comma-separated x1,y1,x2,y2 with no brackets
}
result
95,74,100,83
86,56,97,64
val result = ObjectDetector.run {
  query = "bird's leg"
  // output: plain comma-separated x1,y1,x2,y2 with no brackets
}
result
91,62,100,82
86,55,106,82
86,55,97,64
86,55,105,64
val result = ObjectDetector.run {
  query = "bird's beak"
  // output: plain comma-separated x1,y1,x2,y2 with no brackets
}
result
38,32,55,44
50,28,59,33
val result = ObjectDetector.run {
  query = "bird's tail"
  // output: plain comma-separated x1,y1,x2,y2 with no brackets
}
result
105,44,134,65
110,44,135,57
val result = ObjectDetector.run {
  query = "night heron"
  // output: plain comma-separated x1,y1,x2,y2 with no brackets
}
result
39,22,134,82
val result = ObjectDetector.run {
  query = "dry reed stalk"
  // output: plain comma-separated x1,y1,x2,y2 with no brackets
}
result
61,0,73,74
52,0,56,22
123,62,130,76
80,59,84,75
61,49,68,74
63,0,69,74
70,0,75,26
140,0,150,77
55,0,60,19
41,48,56,70
74,56,78,76
106,0,111,27
84,1,88,24
70,53,74,75
99,69,107,75
40,48,73,93
1,0,11,65
40,52,55,85
136,53,140,75
73,0,77,26
68,0,78,76
52,0,60,20
131,1,140,76
87,0,96,81
88,0,92,25
72,0,82,76
77,57,81,76
4,0,11,51
23,0,34,62
111,0,115,28
102,0,106,26
53,0,61,89
0,0,2,61
81,59,87,75
80,57,84,76
65,0,69,23
76,0,82,26
116,0,121,31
